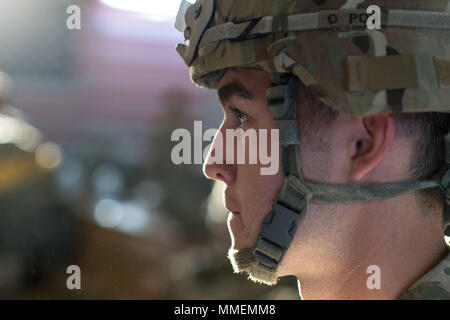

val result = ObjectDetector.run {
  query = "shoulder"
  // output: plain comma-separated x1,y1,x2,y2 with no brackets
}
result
399,252,450,300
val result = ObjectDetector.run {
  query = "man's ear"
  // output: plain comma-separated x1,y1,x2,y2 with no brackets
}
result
350,114,396,181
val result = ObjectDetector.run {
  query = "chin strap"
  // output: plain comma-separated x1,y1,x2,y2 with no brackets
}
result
251,74,305,282
250,73,450,285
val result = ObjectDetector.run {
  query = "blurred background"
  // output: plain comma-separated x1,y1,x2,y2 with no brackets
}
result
0,0,297,299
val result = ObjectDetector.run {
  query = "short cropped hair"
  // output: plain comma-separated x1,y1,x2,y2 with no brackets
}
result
296,80,450,206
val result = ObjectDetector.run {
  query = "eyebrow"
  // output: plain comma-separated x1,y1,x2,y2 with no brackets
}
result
217,81,254,106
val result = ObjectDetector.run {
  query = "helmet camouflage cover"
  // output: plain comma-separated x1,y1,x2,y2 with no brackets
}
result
177,0,450,116
176,0,450,286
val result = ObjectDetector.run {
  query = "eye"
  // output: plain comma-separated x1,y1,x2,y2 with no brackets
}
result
230,107,249,125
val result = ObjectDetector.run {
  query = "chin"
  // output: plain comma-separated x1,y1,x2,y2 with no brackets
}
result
227,213,247,245
228,229,256,251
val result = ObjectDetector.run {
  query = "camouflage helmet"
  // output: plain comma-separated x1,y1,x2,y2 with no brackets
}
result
176,0,450,285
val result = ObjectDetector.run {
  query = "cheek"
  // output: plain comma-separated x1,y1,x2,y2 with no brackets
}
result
235,117,284,234
299,133,339,184
236,163,284,234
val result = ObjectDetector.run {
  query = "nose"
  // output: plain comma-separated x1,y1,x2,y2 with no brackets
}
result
203,128,236,185
203,150,236,185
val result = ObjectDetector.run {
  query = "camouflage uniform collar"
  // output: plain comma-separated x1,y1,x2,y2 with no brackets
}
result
399,251,450,300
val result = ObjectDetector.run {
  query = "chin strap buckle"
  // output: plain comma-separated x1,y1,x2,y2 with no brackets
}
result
253,201,305,271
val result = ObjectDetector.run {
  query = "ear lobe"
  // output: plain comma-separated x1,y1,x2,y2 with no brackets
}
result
350,115,396,181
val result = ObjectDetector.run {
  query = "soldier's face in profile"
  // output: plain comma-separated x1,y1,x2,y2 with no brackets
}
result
203,68,343,277
203,68,285,251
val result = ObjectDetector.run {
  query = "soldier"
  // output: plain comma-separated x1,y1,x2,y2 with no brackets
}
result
175,0,450,299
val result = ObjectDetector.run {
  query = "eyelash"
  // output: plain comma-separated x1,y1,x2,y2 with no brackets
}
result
229,107,249,125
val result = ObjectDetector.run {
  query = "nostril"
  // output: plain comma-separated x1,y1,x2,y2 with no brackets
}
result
203,163,235,185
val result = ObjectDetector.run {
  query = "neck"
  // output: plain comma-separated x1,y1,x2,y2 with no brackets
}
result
293,196,447,300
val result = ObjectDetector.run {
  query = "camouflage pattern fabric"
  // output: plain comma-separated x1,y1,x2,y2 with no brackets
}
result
400,251,450,300
178,0,450,116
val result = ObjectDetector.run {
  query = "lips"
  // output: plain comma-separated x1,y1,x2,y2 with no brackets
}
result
224,187,240,214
